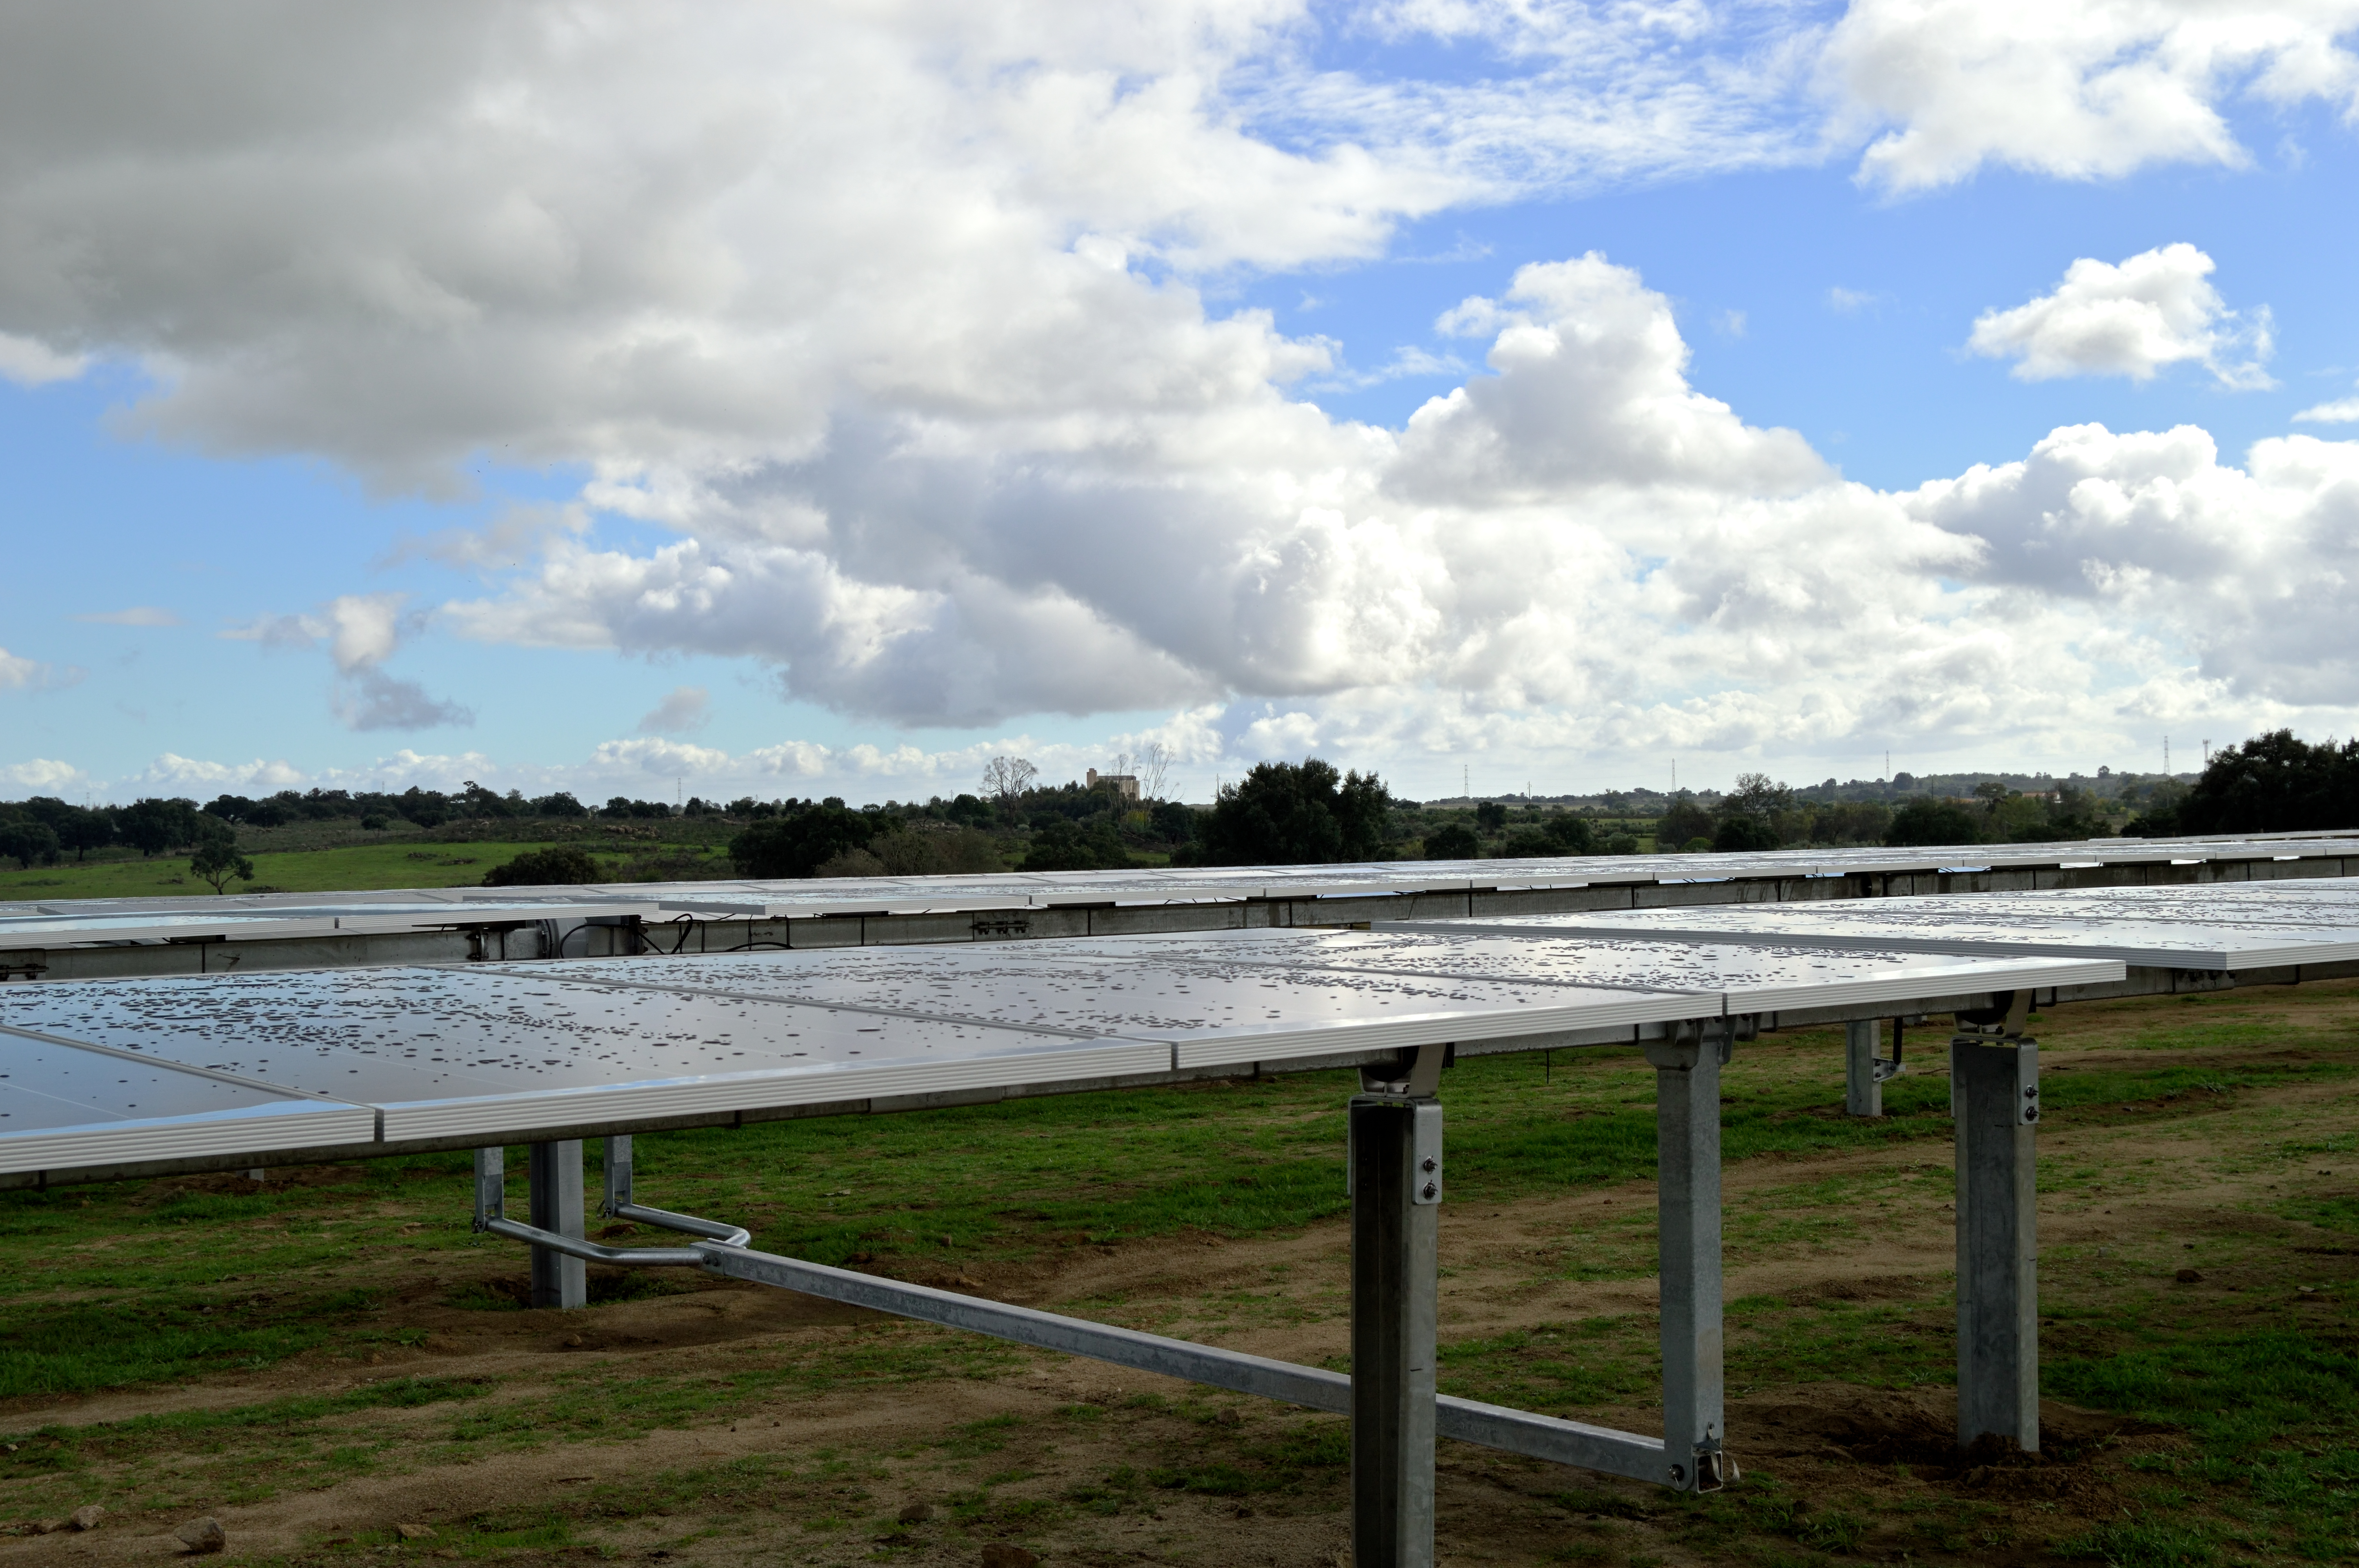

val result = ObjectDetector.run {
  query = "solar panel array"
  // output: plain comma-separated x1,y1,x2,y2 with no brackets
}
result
1392,877,2359,972
6,829,2355,950
0,929,2121,1178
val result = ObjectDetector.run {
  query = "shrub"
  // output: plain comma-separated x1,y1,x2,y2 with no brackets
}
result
1021,817,1131,871
1542,813,1596,854
1424,822,1479,860
729,802,880,878
482,846,605,887
1884,798,1983,847
1712,815,1780,852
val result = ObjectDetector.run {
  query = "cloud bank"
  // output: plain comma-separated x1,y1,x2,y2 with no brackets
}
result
4,3,2359,792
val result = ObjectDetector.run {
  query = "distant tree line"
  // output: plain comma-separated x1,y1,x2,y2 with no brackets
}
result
2119,730,2359,837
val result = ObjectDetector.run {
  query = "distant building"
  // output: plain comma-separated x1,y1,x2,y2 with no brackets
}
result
1087,769,1140,803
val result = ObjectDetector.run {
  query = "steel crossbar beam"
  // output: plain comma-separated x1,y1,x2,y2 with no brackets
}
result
469,1155,1665,1484
696,1240,1670,1485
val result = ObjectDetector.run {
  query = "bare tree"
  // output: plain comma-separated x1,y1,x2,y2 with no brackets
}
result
1136,741,1172,801
981,755,1038,804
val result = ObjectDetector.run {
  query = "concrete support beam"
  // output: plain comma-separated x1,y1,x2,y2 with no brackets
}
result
1645,1025,1729,1490
1951,1036,2040,1452
527,1140,588,1310
1349,1090,1442,1568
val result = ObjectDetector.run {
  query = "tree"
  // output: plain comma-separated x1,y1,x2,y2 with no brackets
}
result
396,787,451,827
530,791,589,818
1541,814,1595,854
866,825,1003,876
1020,817,1131,871
49,805,113,861
1499,826,1555,858
729,802,881,878
1885,799,1983,847
1714,772,1794,849
1135,741,1174,802
1712,815,1780,852
115,797,200,857
942,793,995,829
1148,800,1198,843
484,845,605,886
1657,799,1714,848
0,820,60,870
2139,729,2359,837
1424,822,1479,860
1196,759,1396,867
457,780,517,818
981,756,1038,811
1723,772,1796,820
189,818,255,894
1473,800,1508,833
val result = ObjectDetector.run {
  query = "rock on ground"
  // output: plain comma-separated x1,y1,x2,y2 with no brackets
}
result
174,1517,227,1554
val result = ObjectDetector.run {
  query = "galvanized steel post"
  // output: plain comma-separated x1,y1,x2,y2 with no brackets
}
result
1646,1023,1728,1491
1348,1082,1443,1567
1845,1019,1884,1117
527,1140,588,1309
1951,1035,2040,1452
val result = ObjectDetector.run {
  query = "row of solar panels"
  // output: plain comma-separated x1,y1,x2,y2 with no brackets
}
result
5,828,2358,950
9,876,2359,1183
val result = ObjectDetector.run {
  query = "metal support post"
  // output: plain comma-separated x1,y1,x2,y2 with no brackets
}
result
527,1140,588,1310
1951,1029,2040,1452
1349,1045,1445,1568
1645,1022,1730,1491
1846,1019,1904,1116
603,1133,635,1216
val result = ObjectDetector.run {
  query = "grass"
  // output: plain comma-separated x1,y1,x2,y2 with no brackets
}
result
0,840,598,899
0,980,2356,1561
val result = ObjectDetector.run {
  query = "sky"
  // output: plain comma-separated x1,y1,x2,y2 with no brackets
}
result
5,1,2359,807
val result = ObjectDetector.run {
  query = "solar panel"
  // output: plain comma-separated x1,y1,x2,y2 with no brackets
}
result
1385,877,2359,971
0,1028,374,1174
7,829,2357,954
0,968,1164,1144
0,929,2122,1175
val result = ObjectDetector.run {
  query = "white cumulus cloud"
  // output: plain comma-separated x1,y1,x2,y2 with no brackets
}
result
1968,244,2273,387
636,686,711,735
225,592,471,730
1826,0,2359,192
0,331,87,386
0,646,80,692
0,758,88,791
2295,386,2359,423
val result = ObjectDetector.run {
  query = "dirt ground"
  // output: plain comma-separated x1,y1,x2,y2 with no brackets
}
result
3,997,2356,1566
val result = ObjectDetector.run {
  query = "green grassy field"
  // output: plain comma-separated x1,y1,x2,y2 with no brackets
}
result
0,840,742,900
2,981,2355,1563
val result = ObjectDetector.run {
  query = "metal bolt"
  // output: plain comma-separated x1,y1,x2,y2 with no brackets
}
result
1421,1181,1438,1200
2025,1085,2039,1098
2024,1108,2039,1122
1421,1156,1438,1173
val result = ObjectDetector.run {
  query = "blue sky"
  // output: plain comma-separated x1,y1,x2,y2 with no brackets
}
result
5,3,2359,804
